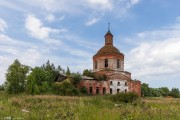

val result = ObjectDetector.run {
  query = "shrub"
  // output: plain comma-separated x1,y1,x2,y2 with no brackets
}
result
110,92,139,103
52,81,79,96
79,86,87,94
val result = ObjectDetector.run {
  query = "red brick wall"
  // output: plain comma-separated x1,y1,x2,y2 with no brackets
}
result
78,80,110,95
130,81,141,96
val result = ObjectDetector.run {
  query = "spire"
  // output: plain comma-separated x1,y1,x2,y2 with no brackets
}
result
105,22,113,46
108,22,110,32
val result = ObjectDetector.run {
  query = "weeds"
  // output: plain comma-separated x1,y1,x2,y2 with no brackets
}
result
0,92,180,120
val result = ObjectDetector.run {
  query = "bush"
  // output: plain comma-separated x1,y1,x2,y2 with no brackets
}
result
79,86,87,94
110,92,139,103
52,81,79,96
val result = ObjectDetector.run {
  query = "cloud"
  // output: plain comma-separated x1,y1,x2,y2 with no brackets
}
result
87,0,112,10
45,14,55,22
86,17,100,26
25,15,59,39
125,18,180,82
0,18,7,32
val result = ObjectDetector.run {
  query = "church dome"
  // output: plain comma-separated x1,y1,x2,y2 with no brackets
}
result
94,45,122,57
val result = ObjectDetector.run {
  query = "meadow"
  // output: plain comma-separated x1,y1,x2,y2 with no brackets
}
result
0,91,180,120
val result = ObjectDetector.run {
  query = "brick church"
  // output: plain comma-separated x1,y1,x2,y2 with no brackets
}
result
55,27,141,96
78,28,141,96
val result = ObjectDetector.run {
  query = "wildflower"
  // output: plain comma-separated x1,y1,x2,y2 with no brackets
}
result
22,109,29,113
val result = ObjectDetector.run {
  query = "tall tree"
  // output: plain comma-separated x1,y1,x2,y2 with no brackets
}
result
169,88,180,98
66,66,71,76
141,83,150,97
5,59,29,94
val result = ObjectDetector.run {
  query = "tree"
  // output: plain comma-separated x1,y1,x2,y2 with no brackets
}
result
5,59,29,94
26,67,47,94
66,67,71,76
159,87,169,97
70,73,82,85
0,84,4,91
26,60,59,94
141,83,150,97
52,81,79,95
169,88,180,98
83,69,94,78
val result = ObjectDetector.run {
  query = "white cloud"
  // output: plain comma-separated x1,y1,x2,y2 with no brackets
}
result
46,14,55,22
125,19,180,83
0,18,7,32
87,0,112,10
25,15,58,40
86,17,100,26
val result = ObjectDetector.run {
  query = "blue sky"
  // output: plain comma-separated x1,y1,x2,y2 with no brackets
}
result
0,0,180,89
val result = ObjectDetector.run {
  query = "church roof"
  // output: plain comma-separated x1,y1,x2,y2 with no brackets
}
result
105,30,113,37
94,45,123,57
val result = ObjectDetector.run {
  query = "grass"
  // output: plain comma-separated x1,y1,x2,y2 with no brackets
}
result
0,91,180,120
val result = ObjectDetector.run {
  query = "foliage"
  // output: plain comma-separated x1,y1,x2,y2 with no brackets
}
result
70,72,82,85
26,60,58,94
0,84,4,91
141,83,150,97
52,81,79,95
83,69,107,81
66,66,71,76
83,69,94,78
159,87,169,97
110,92,139,103
5,59,29,94
141,83,179,98
169,88,180,98
79,86,87,94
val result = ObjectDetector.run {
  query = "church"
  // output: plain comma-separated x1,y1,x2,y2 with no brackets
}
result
55,27,141,96
78,28,141,96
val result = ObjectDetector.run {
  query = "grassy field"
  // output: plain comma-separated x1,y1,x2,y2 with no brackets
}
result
0,91,180,120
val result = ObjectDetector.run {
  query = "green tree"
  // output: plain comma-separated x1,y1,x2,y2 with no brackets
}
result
26,61,59,94
83,69,94,78
141,83,150,97
70,73,82,85
66,66,71,76
159,87,169,97
52,81,79,95
26,67,47,94
169,88,180,98
5,59,29,94
0,84,4,91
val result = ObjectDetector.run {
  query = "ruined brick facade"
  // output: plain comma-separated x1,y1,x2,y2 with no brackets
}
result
78,29,141,96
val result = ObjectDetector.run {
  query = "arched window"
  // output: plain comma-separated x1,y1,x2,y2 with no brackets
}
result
105,59,108,67
117,59,120,68
110,81,113,85
125,82,127,86
117,82,120,86
95,60,97,69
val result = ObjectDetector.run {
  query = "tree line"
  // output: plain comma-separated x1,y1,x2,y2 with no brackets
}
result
141,83,180,98
0,59,180,98
2,59,86,95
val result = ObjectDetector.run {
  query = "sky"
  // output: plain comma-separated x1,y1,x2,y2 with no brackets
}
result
0,0,180,89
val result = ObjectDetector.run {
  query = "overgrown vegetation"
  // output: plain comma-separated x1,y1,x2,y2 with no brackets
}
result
3,59,87,95
0,84,4,91
83,69,107,81
110,92,139,103
0,91,180,120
